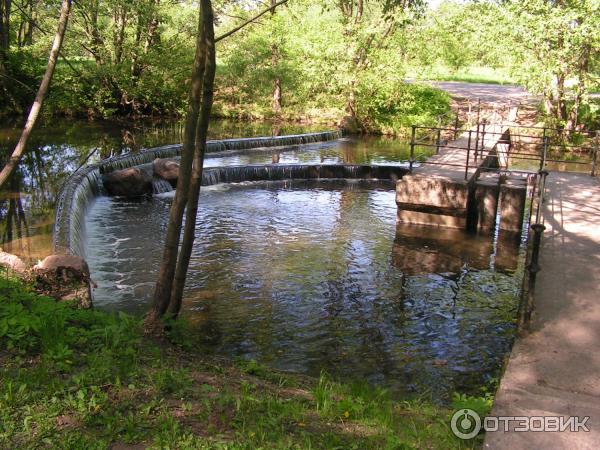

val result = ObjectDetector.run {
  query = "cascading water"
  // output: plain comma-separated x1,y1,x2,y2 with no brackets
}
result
200,164,408,186
53,166,103,257
53,130,343,255
152,178,175,195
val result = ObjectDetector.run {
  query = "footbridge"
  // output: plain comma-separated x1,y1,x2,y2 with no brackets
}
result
409,117,600,448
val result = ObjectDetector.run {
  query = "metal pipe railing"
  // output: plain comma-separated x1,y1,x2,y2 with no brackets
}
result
464,130,472,181
592,132,599,177
409,125,416,172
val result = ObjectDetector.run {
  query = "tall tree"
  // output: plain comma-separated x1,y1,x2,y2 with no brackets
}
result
335,0,424,124
147,0,289,328
0,0,72,189
271,0,282,116
146,0,214,329
506,0,599,132
168,0,215,318
0,0,11,103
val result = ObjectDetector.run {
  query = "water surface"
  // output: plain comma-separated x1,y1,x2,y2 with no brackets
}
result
0,118,416,259
85,180,523,400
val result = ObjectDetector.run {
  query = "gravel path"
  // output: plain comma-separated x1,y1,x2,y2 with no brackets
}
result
429,81,537,106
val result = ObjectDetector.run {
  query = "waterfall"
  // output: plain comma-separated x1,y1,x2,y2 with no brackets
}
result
54,165,102,257
199,164,409,186
98,131,343,175
53,130,346,256
152,178,174,194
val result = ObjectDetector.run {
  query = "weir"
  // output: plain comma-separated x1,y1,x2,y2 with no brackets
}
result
54,131,341,256
53,129,417,257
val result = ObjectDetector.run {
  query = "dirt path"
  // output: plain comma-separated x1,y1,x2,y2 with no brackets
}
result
430,81,537,106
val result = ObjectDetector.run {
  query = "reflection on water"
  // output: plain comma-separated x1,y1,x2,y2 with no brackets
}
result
0,118,419,259
86,180,523,400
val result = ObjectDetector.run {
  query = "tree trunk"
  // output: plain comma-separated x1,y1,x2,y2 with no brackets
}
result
270,0,282,116
24,0,36,46
0,0,72,189
145,0,210,330
113,5,128,64
0,0,10,101
83,0,103,65
565,43,591,134
143,0,161,56
168,0,215,318
0,0,10,50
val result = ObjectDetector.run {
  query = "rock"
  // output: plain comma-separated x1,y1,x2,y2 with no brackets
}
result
34,254,90,277
0,251,27,274
153,158,180,186
338,115,361,134
102,167,153,197
34,254,93,309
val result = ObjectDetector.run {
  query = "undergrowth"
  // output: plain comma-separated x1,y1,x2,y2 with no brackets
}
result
0,275,486,449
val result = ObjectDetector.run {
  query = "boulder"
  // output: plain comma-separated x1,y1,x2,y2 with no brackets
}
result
102,167,153,197
34,254,90,278
153,158,180,186
0,250,27,274
34,254,93,309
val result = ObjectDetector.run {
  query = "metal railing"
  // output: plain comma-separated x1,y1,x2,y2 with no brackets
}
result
408,120,598,330
408,123,599,180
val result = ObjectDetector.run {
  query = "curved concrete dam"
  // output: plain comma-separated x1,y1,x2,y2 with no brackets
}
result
56,130,526,400
54,131,353,255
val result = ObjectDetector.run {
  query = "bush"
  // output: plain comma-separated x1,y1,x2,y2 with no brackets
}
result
356,79,452,135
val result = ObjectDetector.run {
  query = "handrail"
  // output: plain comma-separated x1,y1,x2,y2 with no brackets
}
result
409,122,598,177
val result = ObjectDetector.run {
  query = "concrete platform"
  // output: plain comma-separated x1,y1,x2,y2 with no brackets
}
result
485,173,600,449
396,124,516,230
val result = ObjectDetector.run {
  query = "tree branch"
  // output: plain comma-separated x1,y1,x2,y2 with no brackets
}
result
215,0,288,43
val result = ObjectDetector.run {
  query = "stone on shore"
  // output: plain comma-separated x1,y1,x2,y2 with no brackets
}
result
0,250,27,274
33,254,93,309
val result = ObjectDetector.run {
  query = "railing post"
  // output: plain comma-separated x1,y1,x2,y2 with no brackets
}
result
474,121,480,164
519,170,548,330
435,128,442,155
529,223,546,273
592,131,599,177
468,100,472,127
540,135,549,172
409,125,416,171
454,111,459,140
480,119,487,153
465,130,472,181
535,170,549,224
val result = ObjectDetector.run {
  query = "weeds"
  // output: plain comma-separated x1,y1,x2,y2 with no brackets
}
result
1,276,483,449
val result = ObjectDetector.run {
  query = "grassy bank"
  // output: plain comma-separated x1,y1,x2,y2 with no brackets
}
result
0,276,486,449
407,66,516,86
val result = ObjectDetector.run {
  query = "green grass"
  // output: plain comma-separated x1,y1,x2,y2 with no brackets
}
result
0,275,487,449
408,66,516,86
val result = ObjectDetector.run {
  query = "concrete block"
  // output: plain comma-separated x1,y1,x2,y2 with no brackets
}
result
475,178,500,232
499,183,527,232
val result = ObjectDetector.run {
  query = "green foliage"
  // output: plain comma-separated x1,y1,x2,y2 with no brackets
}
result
1,0,458,129
0,276,481,448
356,80,451,135
451,392,493,419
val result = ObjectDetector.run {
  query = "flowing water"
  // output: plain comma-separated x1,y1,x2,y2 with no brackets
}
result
0,118,412,260
85,179,524,400
1,117,525,401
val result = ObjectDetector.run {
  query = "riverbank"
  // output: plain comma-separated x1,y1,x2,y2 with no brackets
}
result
0,276,486,449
